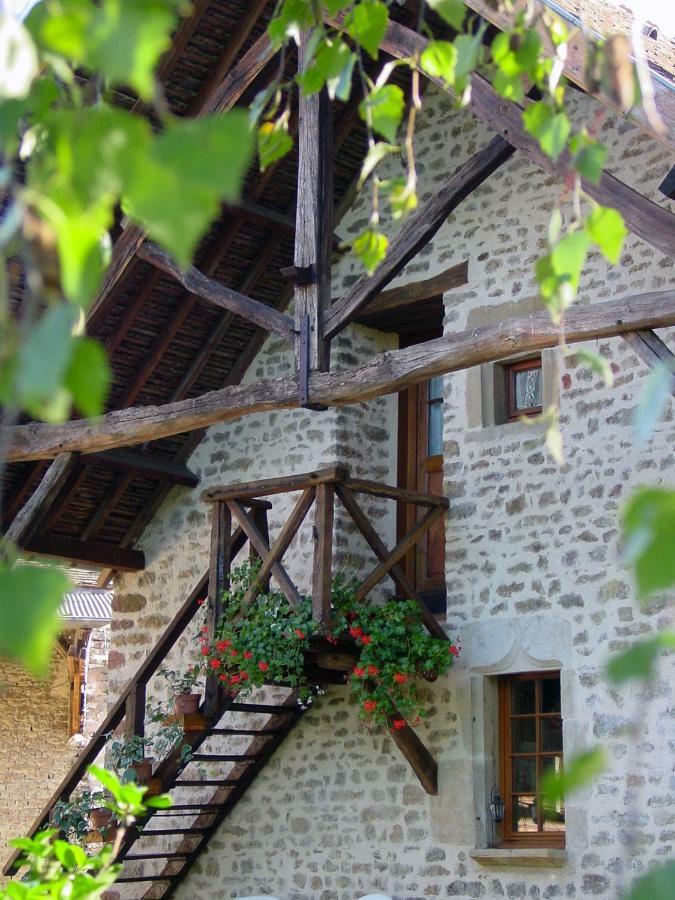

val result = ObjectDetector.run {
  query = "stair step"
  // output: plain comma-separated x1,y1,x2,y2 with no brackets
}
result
209,727,280,736
158,803,225,811
173,779,238,787
227,702,295,713
124,853,189,861
116,875,177,883
140,828,208,836
190,754,258,762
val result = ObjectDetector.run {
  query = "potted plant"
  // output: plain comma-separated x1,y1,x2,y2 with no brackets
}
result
158,665,202,715
106,733,154,784
52,790,113,844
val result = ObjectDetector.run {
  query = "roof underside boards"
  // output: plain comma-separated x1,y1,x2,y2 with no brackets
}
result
1,0,433,572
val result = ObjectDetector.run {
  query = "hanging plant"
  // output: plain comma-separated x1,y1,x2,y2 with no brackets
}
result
198,564,460,731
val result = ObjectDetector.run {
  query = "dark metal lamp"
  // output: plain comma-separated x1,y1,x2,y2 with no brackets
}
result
488,785,505,847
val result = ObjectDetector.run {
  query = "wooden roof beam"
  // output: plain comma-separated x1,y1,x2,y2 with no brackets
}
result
5,288,675,461
622,329,675,394
136,242,295,341
353,260,469,320
4,453,76,547
380,21,675,261
461,0,675,154
23,535,145,571
82,450,199,487
324,137,515,338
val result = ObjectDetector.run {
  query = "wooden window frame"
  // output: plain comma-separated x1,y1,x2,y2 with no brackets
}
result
498,671,565,848
505,356,543,420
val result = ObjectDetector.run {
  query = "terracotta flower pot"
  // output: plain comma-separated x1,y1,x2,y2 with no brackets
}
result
174,692,201,715
89,807,112,830
420,670,438,682
131,757,154,783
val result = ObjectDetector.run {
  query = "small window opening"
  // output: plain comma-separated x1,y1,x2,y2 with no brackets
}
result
498,671,565,847
506,357,542,420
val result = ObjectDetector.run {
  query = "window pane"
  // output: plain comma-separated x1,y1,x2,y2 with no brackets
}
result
513,757,536,792
541,763,565,835
428,376,443,401
511,680,535,715
541,678,561,713
514,366,542,410
428,400,443,456
541,717,563,752
512,717,536,753
512,796,538,832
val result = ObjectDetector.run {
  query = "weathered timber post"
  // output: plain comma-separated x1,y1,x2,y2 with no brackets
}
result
312,482,335,629
293,31,333,384
204,501,231,716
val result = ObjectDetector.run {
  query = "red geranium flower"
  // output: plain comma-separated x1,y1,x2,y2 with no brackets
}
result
216,640,231,652
294,628,305,639
353,666,366,678
448,644,460,657
201,625,209,634
349,626,362,638
200,645,210,656
230,648,239,657
219,673,229,682
230,674,240,684
367,665,379,676
393,672,407,684
196,598,205,606
363,699,377,714
209,658,221,669
258,661,269,672
239,671,249,681
392,719,406,730
243,650,253,660
360,635,372,646
326,634,338,645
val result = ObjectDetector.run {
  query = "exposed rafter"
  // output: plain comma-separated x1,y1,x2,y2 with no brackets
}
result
82,450,199,487
380,21,675,260
622,330,675,394
23,534,145,571
4,453,76,546
354,259,469,321
5,290,674,461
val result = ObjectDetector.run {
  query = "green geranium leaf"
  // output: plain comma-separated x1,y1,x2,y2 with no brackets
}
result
585,205,627,264
426,0,466,30
623,487,675,598
359,84,404,143
572,347,613,387
522,101,570,161
607,632,675,684
65,337,110,418
542,747,606,805
420,40,457,85
345,0,388,60
633,363,674,445
124,111,253,267
353,228,388,274
0,563,70,674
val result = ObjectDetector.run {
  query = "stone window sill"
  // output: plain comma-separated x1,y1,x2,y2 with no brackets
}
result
470,849,568,868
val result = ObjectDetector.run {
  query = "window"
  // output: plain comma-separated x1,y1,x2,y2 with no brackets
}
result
505,357,542,420
427,375,443,457
498,672,564,846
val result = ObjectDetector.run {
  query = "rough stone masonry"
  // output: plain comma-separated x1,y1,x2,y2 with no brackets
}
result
108,83,675,899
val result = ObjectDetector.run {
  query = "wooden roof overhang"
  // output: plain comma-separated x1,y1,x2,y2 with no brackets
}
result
2,1,675,580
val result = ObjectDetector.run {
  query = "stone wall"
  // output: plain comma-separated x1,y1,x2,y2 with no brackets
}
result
112,83,675,900
0,652,75,877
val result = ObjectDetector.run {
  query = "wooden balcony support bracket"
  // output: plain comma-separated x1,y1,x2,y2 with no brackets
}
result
294,31,333,408
622,329,675,396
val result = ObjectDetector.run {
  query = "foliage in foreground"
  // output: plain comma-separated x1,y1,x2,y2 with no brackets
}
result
0,766,171,899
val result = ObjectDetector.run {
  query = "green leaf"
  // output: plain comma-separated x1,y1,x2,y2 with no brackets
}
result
124,111,253,267
267,0,314,48
15,303,76,421
536,229,590,322
257,118,293,171
622,488,675,598
345,0,388,60
542,748,606,805
545,418,563,464
454,31,483,82
0,563,70,674
426,0,466,30
572,347,613,387
420,41,457,85
626,861,675,900
359,84,404,142
297,38,355,100
64,337,110,418
353,228,388,275
144,794,173,809
522,101,570,161
585,205,627,264
569,132,607,184
493,70,525,102
607,632,675,683
357,141,399,190
633,363,674,445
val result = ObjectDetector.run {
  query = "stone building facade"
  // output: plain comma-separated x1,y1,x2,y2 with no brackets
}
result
107,83,675,899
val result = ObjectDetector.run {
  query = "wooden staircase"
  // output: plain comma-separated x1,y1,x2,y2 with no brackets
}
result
3,467,448,898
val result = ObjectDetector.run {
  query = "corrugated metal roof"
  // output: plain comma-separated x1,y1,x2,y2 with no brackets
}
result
59,589,112,624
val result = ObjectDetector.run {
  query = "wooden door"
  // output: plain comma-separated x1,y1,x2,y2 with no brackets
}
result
398,374,447,612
